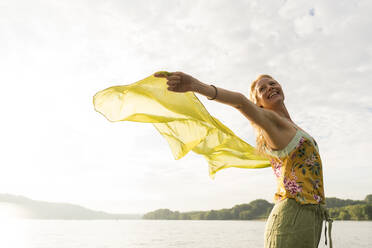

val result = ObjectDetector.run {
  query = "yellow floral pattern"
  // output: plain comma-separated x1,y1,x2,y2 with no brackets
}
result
265,131,325,205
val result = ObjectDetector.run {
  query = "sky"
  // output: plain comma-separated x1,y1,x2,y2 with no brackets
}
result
0,0,371,214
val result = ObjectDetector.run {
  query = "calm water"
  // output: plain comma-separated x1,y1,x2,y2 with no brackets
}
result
0,219,371,248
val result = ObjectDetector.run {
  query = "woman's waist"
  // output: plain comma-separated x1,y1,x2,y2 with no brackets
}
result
275,198,327,215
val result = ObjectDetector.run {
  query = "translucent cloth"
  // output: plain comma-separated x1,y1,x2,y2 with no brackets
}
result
93,72,270,179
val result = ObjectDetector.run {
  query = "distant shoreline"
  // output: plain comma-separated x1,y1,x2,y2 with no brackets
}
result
0,194,142,220
1,193,371,221
143,195,372,221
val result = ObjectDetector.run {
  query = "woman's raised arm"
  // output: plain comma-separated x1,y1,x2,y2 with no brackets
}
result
154,71,281,132
195,81,282,132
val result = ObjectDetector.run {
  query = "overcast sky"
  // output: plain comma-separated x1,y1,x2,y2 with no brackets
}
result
1,0,371,214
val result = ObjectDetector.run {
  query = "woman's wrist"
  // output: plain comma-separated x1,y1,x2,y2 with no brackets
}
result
190,79,201,93
191,80,218,100
207,85,218,100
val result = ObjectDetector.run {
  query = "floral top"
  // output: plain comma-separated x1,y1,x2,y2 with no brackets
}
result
264,127,325,205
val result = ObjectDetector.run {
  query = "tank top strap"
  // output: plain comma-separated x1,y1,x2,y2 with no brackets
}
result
263,129,303,158
294,126,319,152
264,125,319,158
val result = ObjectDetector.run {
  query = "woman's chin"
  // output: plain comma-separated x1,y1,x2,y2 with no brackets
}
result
264,97,283,108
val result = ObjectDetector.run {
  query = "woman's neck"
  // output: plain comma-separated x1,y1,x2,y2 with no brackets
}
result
270,102,292,121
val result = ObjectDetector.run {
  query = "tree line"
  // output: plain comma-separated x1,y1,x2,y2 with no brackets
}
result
143,194,372,221
327,194,372,220
143,199,273,220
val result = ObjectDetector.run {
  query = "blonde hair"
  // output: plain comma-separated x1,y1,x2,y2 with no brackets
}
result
249,74,274,158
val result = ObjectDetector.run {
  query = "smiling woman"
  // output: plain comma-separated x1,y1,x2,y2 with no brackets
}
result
94,71,333,248
248,74,289,156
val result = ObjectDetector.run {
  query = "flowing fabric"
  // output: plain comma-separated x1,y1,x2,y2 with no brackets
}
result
93,71,270,179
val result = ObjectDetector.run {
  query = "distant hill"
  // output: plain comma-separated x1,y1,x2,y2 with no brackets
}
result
143,194,372,221
327,194,372,220
2,193,371,221
325,197,365,208
0,194,142,220
143,199,274,220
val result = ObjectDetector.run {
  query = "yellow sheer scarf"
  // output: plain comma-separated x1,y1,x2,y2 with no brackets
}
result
93,71,270,179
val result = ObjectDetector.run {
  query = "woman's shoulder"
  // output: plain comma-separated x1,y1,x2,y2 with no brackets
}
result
261,114,298,151
290,124,319,150
264,129,319,159
264,119,320,155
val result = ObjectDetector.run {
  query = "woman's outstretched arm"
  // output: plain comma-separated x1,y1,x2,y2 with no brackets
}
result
154,71,281,131
192,79,279,131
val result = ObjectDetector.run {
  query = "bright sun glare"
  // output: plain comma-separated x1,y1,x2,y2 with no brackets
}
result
0,203,30,248
0,202,28,219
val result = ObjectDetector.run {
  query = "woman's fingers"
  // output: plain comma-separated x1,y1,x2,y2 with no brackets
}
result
154,71,182,78
167,74,181,86
168,75,181,80
167,81,179,89
167,80,177,85
154,71,190,92
167,79,180,91
154,71,171,77
154,73,165,78
167,85,179,91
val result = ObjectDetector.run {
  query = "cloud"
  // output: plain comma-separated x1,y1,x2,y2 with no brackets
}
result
0,0,371,212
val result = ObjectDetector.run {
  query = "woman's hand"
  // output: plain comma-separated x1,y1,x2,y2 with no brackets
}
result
154,71,199,93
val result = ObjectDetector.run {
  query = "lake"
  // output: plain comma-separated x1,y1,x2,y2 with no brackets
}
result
0,219,371,248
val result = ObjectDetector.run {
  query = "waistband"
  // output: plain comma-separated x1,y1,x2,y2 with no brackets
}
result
277,199,333,247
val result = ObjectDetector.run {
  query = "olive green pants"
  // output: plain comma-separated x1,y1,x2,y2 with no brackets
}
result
264,198,333,248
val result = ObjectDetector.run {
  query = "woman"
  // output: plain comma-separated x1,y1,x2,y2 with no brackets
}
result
154,71,332,248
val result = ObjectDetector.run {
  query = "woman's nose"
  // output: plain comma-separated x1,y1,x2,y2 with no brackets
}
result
267,85,274,92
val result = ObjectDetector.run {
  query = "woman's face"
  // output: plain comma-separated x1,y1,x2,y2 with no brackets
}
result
255,77,284,109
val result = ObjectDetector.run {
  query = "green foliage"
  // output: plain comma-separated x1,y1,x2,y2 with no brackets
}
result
338,210,351,220
325,197,364,208
218,209,233,220
180,213,191,220
328,204,372,220
143,199,274,220
231,203,252,219
365,194,372,204
143,194,372,221
365,205,372,219
237,200,273,220
325,194,372,220
143,209,174,220
205,210,218,220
